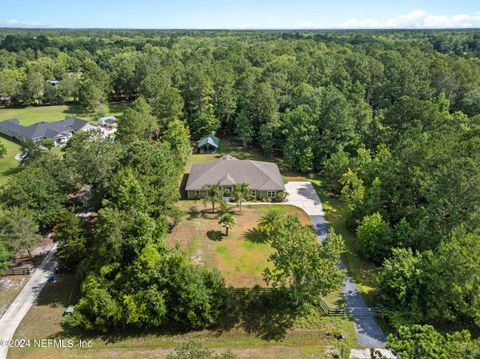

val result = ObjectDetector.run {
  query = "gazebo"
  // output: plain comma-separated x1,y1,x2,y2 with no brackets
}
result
197,134,219,153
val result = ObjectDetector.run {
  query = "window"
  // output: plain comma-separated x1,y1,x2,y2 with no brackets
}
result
267,191,276,198
251,190,257,197
195,190,200,195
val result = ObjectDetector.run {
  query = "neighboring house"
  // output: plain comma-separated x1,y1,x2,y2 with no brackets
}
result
197,134,219,153
98,116,117,127
0,117,97,146
185,155,285,199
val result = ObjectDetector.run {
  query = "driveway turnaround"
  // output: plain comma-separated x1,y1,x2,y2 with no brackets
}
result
284,182,387,348
0,244,58,359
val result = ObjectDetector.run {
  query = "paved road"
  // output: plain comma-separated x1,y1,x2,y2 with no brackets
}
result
0,244,58,359
285,182,386,348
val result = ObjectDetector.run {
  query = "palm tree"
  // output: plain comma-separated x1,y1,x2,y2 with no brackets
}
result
219,213,236,236
202,184,224,213
258,209,283,237
232,182,250,212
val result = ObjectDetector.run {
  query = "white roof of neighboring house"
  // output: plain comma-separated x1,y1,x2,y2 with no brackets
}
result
98,116,117,124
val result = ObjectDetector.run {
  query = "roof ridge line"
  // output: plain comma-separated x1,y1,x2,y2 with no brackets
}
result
249,160,284,187
187,159,223,189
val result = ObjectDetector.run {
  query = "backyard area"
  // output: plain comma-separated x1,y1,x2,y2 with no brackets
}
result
0,103,129,185
168,202,311,287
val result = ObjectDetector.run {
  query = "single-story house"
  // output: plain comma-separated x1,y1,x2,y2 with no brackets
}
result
98,116,117,127
0,117,97,146
197,134,219,153
185,155,285,200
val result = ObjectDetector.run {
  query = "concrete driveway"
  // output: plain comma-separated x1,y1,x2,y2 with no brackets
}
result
285,181,387,348
0,244,58,359
284,181,329,240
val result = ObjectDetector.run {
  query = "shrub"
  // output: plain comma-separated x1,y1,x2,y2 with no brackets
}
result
357,212,391,262
275,192,287,202
387,325,479,359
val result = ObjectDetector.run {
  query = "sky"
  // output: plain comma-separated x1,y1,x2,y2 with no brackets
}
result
0,0,479,29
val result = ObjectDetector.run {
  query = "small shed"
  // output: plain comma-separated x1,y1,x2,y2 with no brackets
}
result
64,306,75,316
197,134,219,153
98,116,117,127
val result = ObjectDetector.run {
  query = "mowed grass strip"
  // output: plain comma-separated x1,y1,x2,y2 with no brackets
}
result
12,278,356,359
0,135,21,185
11,315,356,359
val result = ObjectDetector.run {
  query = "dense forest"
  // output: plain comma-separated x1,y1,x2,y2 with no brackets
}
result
0,29,480,356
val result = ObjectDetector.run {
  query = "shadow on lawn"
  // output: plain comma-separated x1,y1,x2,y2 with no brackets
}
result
49,284,300,343
214,287,300,341
0,165,21,179
207,230,224,241
243,228,267,243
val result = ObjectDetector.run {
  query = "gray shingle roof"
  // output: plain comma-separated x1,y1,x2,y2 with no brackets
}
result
0,117,90,141
186,155,285,191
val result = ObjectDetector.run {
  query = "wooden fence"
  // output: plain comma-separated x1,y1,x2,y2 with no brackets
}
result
5,267,32,275
228,287,385,317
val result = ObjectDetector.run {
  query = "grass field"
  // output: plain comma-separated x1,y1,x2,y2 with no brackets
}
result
0,103,128,125
0,103,129,185
168,202,311,287
0,136,21,185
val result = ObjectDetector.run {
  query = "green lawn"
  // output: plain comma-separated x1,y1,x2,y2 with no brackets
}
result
169,202,311,287
0,103,130,186
0,136,21,185
0,276,28,318
0,103,128,124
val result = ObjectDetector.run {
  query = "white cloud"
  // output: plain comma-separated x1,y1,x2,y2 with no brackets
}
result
232,10,480,30
340,10,480,29
0,18,61,28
